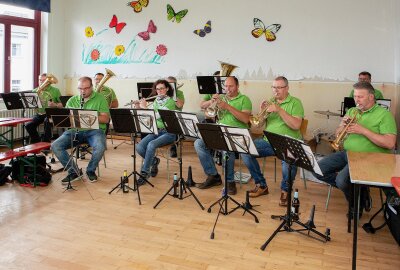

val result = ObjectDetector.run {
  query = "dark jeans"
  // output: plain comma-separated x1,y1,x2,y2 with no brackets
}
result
25,114,52,143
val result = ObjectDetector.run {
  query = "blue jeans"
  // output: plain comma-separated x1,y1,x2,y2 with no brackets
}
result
194,139,236,183
312,151,351,201
136,130,176,175
51,129,106,175
240,138,298,191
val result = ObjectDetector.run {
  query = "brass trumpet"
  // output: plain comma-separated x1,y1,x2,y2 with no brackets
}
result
330,107,363,151
205,95,228,118
249,98,276,128
124,95,157,107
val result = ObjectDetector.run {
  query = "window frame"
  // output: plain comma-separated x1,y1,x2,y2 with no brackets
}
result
0,10,41,93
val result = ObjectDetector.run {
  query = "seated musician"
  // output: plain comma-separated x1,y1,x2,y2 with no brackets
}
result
194,76,252,195
94,72,119,108
349,71,384,100
51,76,109,184
26,73,62,143
166,76,185,157
241,76,304,206
314,81,396,217
135,79,177,185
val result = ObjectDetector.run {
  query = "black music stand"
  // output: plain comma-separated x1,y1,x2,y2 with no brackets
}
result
196,76,228,94
153,110,204,210
197,123,259,239
260,131,331,250
108,108,155,205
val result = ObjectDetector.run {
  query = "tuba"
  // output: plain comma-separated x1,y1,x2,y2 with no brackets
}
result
249,98,276,128
330,107,363,151
205,61,238,118
96,68,115,105
37,74,58,108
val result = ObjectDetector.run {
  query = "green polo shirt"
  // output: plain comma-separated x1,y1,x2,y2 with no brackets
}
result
344,104,397,153
265,94,304,140
66,91,110,132
202,94,212,101
34,85,61,114
175,89,185,111
97,85,117,106
349,88,384,100
217,93,252,129
153,97,176,129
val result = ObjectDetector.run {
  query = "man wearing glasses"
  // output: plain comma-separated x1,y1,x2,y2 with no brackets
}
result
241,76,304,206
349,71,384,99
51,76,109,184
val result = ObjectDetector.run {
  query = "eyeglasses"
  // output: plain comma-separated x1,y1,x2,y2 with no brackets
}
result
78,86,91,91
271,86,287,90
156,87,166,91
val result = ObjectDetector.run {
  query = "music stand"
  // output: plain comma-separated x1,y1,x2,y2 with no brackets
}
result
260,131,331,250
196,76,228,95
46,108,100,191
197,123,260,239
108,108,156,205
341,97,356,117
153,110,204,210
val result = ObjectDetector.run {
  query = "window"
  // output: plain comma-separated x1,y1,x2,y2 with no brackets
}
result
0,3,40,93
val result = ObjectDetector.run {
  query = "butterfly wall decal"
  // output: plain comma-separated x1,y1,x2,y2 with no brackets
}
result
138,20,157,41
167,4,188,23
251,18,281,42
127,0,149,13
193,20,211,37
109,15,126,34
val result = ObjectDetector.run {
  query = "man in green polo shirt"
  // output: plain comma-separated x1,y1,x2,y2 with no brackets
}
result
26,73,62,143
314,81,396,217
349,71,384,100
94,72,119,108
241,76,304,206
194,76,252,195
51,76,110,184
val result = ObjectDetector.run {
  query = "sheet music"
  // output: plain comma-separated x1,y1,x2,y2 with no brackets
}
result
136,109,158,135
176,112,200,138
168,82,178,101
75,110,99,129
20,92,42,109
301,144,323,176
222,127,259,155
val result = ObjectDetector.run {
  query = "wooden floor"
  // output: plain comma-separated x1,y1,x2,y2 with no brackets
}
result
0,139,399,270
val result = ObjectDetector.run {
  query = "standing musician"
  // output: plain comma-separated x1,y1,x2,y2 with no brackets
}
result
313,81,396,217
94,72,119,108
241,76,304,205
26,73,62,143
51,77,109,184
166,76,185,158
135,79,177,185
194,76,252,195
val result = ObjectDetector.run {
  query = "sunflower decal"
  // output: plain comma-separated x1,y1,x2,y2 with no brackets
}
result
115,45,125,56
85,27,94,38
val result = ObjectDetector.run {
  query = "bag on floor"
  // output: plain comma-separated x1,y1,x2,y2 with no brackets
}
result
0,164,12,186
10,154,52,185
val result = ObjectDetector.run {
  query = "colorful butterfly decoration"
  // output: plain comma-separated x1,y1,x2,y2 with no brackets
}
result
127,0,149,13
109,15,126,34
251,18,281,42
138,20,157,41
194,21,211,37
167,4,188,23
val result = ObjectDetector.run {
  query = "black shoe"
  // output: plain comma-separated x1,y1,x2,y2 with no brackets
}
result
169,145,177,158
61,173,80,185
150,157,160,177
137,172,149,186
227,182,237,195
86,171,98,183
363,187,372,212
198,174,222,189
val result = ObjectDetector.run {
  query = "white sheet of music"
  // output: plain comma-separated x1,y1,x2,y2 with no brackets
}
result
222,127,259,155
302,144,323,176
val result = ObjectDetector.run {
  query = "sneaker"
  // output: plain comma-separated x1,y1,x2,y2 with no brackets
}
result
169,145,177,158
249,185,269,198
279,191,288,207
198,174,222,189
61,173,80,185
137,172,149,187
150,157,160,177
227,182,237,195
86,171,98,183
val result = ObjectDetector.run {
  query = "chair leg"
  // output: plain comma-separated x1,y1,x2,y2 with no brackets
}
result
301,168,307,189
238,155,242,188
325,185,333,210
274,158,277,183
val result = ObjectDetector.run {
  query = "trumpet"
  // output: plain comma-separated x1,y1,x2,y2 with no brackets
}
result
205,95,227,118
330,107,363,151
124,95,157,107
249,98,276,128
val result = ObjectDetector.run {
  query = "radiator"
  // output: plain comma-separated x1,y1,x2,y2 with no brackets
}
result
0,109,36,140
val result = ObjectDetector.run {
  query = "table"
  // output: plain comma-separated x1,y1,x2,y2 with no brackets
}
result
347,151,398,270
0,117,32,149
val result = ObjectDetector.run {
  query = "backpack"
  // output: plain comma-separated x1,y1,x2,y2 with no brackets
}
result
363,188,400,245
10,154,52,186
0,164,12,186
